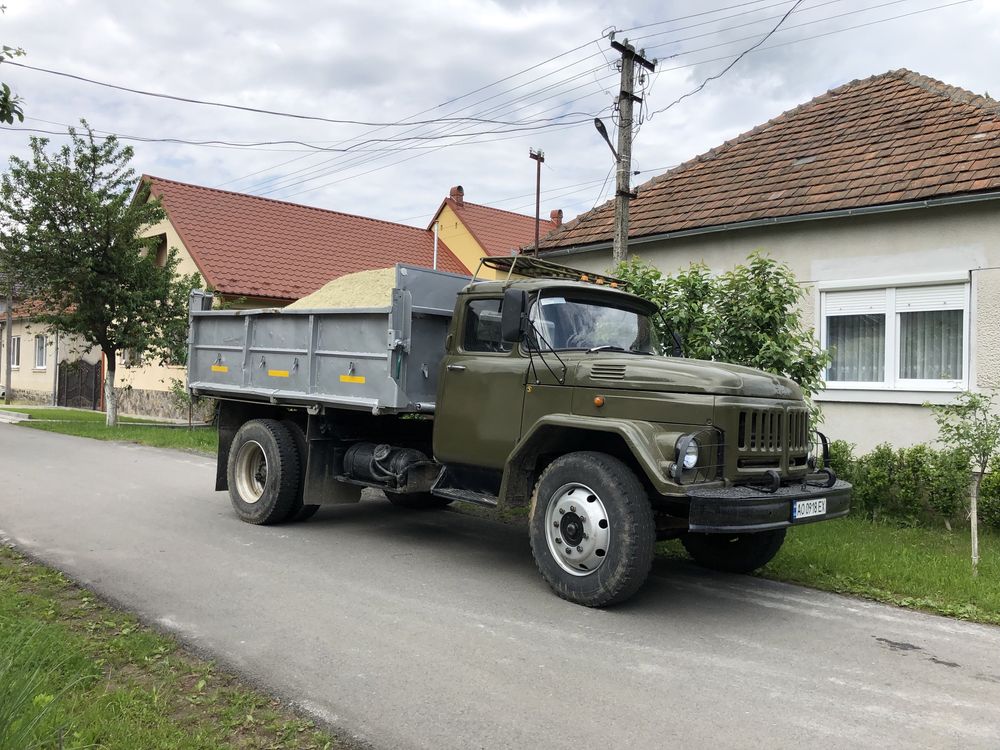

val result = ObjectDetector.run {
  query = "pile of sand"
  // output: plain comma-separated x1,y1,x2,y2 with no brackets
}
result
286,267,397,309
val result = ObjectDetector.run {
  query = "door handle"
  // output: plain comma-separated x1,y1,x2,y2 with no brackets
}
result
447,364,467,371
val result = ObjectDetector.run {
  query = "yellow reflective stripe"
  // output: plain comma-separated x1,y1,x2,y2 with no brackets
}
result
339,374,366,384
210,364,229,373
267,369,290,378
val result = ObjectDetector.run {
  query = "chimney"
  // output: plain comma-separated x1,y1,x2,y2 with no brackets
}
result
449,185,464,206
549,209,563,227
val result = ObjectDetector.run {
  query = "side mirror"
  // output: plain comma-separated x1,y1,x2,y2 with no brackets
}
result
500,288,528,343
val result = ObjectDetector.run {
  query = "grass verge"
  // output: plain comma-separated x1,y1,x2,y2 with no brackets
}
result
0,407,218,454
0,407,155,423
0,545,348,750
659,516,1000,625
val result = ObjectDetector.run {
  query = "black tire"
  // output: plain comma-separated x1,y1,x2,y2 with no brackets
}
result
681,529,787,574
227,419,300,525
385,491,453,510
281,419,321,522
529,451,655,607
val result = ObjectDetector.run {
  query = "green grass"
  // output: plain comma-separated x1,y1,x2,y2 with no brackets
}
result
0,406,155,423
16,420,218,453
0,546,350,750
659,516,1000,624
0,407,218,453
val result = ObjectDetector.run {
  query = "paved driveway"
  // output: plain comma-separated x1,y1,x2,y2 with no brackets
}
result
2,424,999,749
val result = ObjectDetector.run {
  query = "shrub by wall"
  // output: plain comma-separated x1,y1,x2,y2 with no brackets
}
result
828,440,970,528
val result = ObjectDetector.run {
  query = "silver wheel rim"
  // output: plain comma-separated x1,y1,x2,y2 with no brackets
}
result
234,440,268,504
544,482,611,576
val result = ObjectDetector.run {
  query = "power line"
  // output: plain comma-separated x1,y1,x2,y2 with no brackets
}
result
643,0,909,58
648,0,975,83
650,0,805,118
4,60,601,129
222,0,814,192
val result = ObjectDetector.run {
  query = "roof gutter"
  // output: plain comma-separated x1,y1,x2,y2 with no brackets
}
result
538,190,1000,259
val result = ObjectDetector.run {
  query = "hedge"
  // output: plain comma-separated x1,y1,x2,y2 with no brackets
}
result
827,440,1000,530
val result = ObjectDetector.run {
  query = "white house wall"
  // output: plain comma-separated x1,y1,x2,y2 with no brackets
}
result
550,200,998,452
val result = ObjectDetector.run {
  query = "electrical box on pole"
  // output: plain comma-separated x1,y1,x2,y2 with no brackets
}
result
609,38,655,262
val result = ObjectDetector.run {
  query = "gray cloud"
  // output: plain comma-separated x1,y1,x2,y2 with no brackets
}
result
1,0,997,229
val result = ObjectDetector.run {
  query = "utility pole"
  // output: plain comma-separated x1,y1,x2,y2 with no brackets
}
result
529,148,544,253
610,38,655,262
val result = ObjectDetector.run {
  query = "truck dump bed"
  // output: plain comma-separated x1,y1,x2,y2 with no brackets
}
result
187,265,470,414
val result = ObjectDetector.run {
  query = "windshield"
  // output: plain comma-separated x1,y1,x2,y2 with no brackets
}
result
529,294,663,354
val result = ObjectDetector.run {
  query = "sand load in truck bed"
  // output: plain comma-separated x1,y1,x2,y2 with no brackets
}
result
187,264,470,414
286,267,397,310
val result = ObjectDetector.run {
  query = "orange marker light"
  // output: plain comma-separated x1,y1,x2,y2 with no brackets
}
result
594,396,605,407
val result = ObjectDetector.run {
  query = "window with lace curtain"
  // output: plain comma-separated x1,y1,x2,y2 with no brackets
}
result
821,284,967,390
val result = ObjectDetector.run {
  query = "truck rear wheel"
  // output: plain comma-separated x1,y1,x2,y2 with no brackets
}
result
681,529,786,574
227,419,301,525
529,451,655,607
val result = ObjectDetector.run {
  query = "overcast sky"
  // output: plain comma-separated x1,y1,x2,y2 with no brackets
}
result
2,0,998,229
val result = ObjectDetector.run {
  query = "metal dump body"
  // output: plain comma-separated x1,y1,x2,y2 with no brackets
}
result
187,265,470,414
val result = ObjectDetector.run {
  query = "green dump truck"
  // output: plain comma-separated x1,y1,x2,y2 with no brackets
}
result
188,255,849,607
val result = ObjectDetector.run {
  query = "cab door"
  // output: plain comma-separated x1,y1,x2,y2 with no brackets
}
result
433,296,529,469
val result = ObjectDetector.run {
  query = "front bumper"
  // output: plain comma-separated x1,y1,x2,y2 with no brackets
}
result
686,479,851,533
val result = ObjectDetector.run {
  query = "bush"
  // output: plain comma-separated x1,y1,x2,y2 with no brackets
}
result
613,253,830,411
833,442,969,527
826,439,856,483
979,467,1000,531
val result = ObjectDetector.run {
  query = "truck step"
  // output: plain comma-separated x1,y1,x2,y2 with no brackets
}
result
431,487,498,508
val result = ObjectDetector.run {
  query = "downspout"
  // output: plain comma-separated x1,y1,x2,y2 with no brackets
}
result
433,221,439,270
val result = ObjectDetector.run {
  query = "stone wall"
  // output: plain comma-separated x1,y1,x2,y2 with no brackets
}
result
115,387,216,423
7,389,51,406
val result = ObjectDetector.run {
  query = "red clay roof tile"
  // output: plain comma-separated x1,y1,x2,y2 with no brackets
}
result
539,69,1000,251
142,176,467,301
435,198,556,256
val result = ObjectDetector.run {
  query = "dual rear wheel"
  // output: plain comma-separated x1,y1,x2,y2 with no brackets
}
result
227,418,318,524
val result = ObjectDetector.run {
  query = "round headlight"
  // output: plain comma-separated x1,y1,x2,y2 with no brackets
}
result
682,438,699,470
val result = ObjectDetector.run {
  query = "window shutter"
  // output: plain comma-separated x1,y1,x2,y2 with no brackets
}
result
823,289,886,316
894,284,966,312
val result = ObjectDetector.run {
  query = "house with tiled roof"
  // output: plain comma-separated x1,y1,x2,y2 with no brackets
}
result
428,185,561,277
107,176,472,416
140,176,467,303
537,69,1000,450
2,177,471,415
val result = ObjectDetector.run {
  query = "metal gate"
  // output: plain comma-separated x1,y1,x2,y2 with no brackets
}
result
57,359,102,410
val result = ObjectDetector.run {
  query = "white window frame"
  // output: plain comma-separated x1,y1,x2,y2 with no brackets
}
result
33,334,47,370
818,275,969,394
9,335,19,369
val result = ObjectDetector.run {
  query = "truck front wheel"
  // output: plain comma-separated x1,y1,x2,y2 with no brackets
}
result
227,419,301,525
681,529,786,574
529,452,655,607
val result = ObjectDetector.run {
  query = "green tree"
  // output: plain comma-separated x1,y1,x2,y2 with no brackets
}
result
1,4,26,125
0,121,200,425
613,253,830,411
927,390,1000,577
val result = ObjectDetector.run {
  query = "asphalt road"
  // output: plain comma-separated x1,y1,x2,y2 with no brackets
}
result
2,425,1000,749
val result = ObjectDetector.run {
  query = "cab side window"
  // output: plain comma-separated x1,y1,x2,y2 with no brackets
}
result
463,299,510,353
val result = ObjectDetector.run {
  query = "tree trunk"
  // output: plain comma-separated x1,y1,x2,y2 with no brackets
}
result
971,471,982,578
4,287,11,405
104,358,117,427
